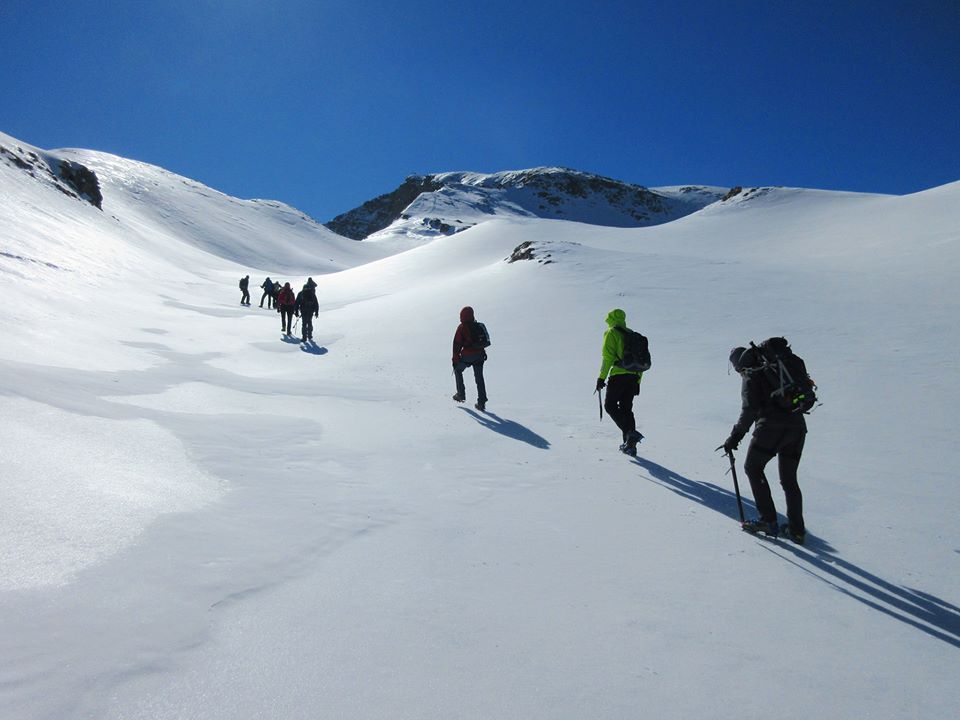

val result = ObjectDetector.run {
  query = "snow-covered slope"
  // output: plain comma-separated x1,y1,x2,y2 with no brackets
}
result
1,131,958,720
326,167,727,246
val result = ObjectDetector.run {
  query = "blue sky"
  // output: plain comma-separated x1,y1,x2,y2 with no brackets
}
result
2,1,957,221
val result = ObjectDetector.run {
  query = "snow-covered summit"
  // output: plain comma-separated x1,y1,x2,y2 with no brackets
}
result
325,166,728,243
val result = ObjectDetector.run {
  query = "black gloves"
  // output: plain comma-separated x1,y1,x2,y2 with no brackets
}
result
722,436,740,453
595,378,606,392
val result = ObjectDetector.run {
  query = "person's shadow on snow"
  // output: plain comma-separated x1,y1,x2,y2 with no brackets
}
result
300,341,327,355
631,455,960,649
461,408,550,449
632,456,754,523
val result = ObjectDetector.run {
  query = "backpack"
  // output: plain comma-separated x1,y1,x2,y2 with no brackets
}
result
614,327,651,372
278,287,295,305
300,286,317,310
471,321,491,348
751,337,817,413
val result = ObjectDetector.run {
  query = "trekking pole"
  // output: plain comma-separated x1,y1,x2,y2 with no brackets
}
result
293,315,300,334
595,388,603,420
721,448,746,523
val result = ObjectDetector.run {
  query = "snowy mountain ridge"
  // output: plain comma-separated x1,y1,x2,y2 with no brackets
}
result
325,166,729,243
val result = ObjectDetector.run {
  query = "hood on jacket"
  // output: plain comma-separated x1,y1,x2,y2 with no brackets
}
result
605,308,626,328
283,282,291,289
730,345,760,372
460,306,475,323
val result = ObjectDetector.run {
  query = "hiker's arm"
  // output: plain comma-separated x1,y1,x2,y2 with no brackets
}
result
729,377,761,443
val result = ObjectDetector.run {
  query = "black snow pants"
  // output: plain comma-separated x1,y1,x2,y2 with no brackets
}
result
604,373,640,440
301,313,314,340
455,353,487,403
279,306,294,334
744,423,806,533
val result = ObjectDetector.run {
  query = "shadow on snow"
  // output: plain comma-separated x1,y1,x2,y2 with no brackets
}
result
279,335,328,355
460,408,550,449
631,456,960,650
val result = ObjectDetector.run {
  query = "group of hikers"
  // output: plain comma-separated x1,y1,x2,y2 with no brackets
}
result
238,277,816,545
238,275,319,342
455,306,816,546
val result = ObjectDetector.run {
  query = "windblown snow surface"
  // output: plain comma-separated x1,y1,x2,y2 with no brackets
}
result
1,131,958,720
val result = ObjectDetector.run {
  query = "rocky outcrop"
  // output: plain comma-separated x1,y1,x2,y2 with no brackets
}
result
507,240,553,264
57,160,103,209
326,175,443,240
0,142,102,209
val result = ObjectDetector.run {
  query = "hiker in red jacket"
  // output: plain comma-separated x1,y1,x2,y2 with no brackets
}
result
276,282,296,335
452,306,489,411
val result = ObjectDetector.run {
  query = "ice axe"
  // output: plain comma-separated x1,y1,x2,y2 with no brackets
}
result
717,446,745,523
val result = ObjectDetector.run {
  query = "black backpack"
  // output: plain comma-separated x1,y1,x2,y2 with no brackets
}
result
471,321,491,348
614,327,651,372
751,337,817,413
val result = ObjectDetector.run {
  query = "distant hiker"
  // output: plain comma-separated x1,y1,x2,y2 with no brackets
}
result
260,277,275,308
270,281,281,307
239,275,250,305
276,282,296,335
294,281,319,343
451,306,490,411
595,308,648,456
723,339,815,544
306,276,317,289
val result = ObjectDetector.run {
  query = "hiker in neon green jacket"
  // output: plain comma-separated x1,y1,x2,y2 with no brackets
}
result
596,308,645,456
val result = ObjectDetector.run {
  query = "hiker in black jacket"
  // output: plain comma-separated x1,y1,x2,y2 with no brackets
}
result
260,277,275,308
239,275,250,305
294,282,319,342
723,344,807,543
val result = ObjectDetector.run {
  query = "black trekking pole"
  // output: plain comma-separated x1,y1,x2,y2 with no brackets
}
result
595,388,603,420
723,448,746,523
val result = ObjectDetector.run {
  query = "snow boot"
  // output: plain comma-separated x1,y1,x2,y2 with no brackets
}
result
475,401,486,411
452,394,465,403
742,519,779,538
781,524,806,545
619,431,643,457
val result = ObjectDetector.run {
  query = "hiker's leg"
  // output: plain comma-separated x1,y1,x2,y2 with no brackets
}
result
604,375,635,436
472,361,487,404
778,430,806,534
744,437,778,524
453,362,467,398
